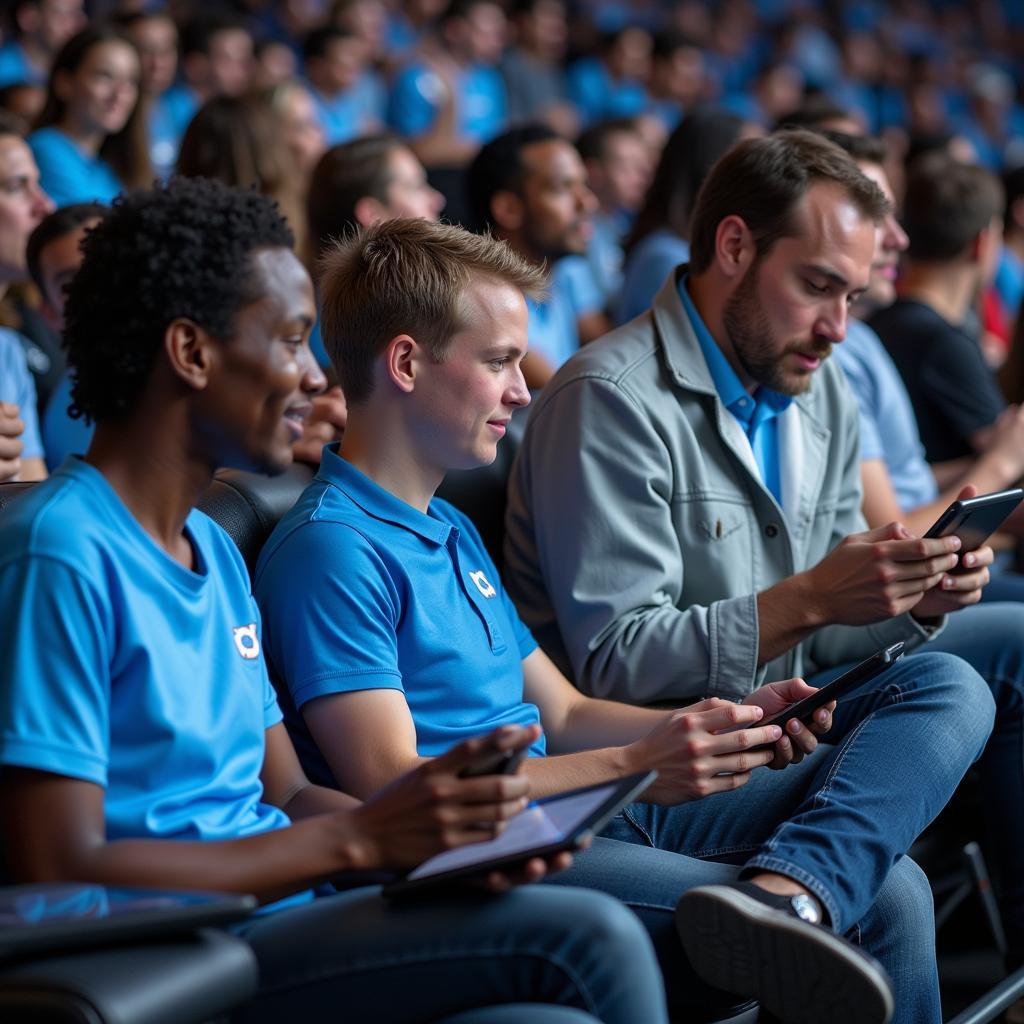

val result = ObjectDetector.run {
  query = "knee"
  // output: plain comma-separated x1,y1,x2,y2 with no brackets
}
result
904,651,995,755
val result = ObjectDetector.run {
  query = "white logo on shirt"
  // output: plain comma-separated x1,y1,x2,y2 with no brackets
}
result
232,623,260,660
469,571,497,599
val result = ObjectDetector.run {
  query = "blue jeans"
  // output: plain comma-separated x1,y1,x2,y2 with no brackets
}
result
918,602,1024,960
551,651,994,1024
235,885,668,1024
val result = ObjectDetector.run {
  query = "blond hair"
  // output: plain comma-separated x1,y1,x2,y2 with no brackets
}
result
319,218,547,403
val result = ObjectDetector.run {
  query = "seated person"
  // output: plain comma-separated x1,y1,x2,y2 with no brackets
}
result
26,201,104,470
617,109,752,325
302,25,385,146
28,26,151,207
466,125,598,389
255,214,995,1024
387,0,507,168
869,155,1007,469
502,129,1024,992
0,176,668,1024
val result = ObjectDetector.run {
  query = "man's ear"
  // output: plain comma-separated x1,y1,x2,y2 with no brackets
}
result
383,334,419,394
714,215,755,280
164,318,214,391
490,189,525,233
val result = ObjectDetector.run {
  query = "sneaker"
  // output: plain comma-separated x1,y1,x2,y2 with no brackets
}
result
676,882,895,1024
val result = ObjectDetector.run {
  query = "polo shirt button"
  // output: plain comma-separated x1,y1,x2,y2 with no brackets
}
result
764,523,779,538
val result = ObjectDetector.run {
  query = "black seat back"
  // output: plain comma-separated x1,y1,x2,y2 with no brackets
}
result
197,464,314,577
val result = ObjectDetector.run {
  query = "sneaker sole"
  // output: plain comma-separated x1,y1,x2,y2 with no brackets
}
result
676,887,895,1024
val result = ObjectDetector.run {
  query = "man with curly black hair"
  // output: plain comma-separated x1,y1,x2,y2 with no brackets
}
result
0,175,670,1024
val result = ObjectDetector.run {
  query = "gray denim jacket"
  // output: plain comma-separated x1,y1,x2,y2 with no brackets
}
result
505,269,939,703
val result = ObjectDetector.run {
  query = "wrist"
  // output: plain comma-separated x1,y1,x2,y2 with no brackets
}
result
330,809,380,872
780,571,829,630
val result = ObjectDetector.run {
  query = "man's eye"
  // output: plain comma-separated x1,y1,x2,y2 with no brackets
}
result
805,280,829,295
489,358,508,370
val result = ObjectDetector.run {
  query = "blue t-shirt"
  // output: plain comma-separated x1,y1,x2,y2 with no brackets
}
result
41,369,93,470
0,458,294,849
0,40,45,88
28,127,123,207
160,82,199,147
0,327,43,460
388,62,507,144
834,318,938,511
566,57,647,126
255,446,543,787
308,73,386,146
616,229,689,325
527,264,580,371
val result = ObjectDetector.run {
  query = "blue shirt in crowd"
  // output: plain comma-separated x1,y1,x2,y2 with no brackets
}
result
255,446,544,789
42,369,93,471
566,56,647,126
0,458,300,851
679,275,790,504
28,126,122,206
834,317,939,511
0,40,45,87
0,327,43,461
308,73,386,146
527,262,581,372
616,229,689,325
388,62,507,144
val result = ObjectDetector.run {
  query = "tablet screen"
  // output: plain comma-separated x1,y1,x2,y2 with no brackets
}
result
406,780,622,881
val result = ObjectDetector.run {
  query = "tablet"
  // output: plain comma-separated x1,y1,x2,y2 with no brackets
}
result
0,883,257,960
384,771,657,897
923,487,1024,553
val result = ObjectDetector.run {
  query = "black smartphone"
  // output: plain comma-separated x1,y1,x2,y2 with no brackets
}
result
458,747,528,778
759,641,906,732
922,488,1024,558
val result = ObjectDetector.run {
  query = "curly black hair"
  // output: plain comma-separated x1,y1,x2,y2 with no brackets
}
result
63,176,294,423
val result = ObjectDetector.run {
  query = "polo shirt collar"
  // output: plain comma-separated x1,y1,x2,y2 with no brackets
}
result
676,274,792,425
317,443,453,546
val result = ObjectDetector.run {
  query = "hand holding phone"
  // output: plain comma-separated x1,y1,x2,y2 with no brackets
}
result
923,488,1024,562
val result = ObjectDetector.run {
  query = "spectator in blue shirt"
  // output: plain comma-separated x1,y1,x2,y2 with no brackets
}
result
576,118,651,314
303,25,385,146
467,124,598,388
618,108,752,324
388,0,508,168
567,26,652,127
644,31,707,134
112,10,180,180
25,202,103,471
28,26,151,206
0,118,53,480
159,13,254,151
0,0,84,89
0,174,666,1024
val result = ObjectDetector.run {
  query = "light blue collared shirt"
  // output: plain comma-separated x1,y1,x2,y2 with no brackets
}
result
678,276,791,503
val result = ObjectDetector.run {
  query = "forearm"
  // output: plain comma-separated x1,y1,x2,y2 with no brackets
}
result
554,696,674,752
754,573,825,664
523,745,634,799
8,813,373,905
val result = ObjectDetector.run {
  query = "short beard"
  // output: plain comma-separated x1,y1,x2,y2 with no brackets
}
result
722,262,827,397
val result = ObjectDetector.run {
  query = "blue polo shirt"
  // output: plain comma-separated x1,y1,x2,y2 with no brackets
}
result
308,73,386,146
0,328,43,461
255,446,544,788
679,276,791,503
527,263,580,371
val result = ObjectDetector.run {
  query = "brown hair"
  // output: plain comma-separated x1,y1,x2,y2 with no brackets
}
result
319,217,546,404
903,154,1004,262
688,128,890,273
35,26,152,190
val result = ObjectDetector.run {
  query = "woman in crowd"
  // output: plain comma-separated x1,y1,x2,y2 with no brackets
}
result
29,26,150,206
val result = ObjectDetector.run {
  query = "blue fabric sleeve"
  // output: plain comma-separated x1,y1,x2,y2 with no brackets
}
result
556,256,604,317
257,522,405,709
0,557,113,784
833,349,885,461
387,66,438,136
1,333,43,459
